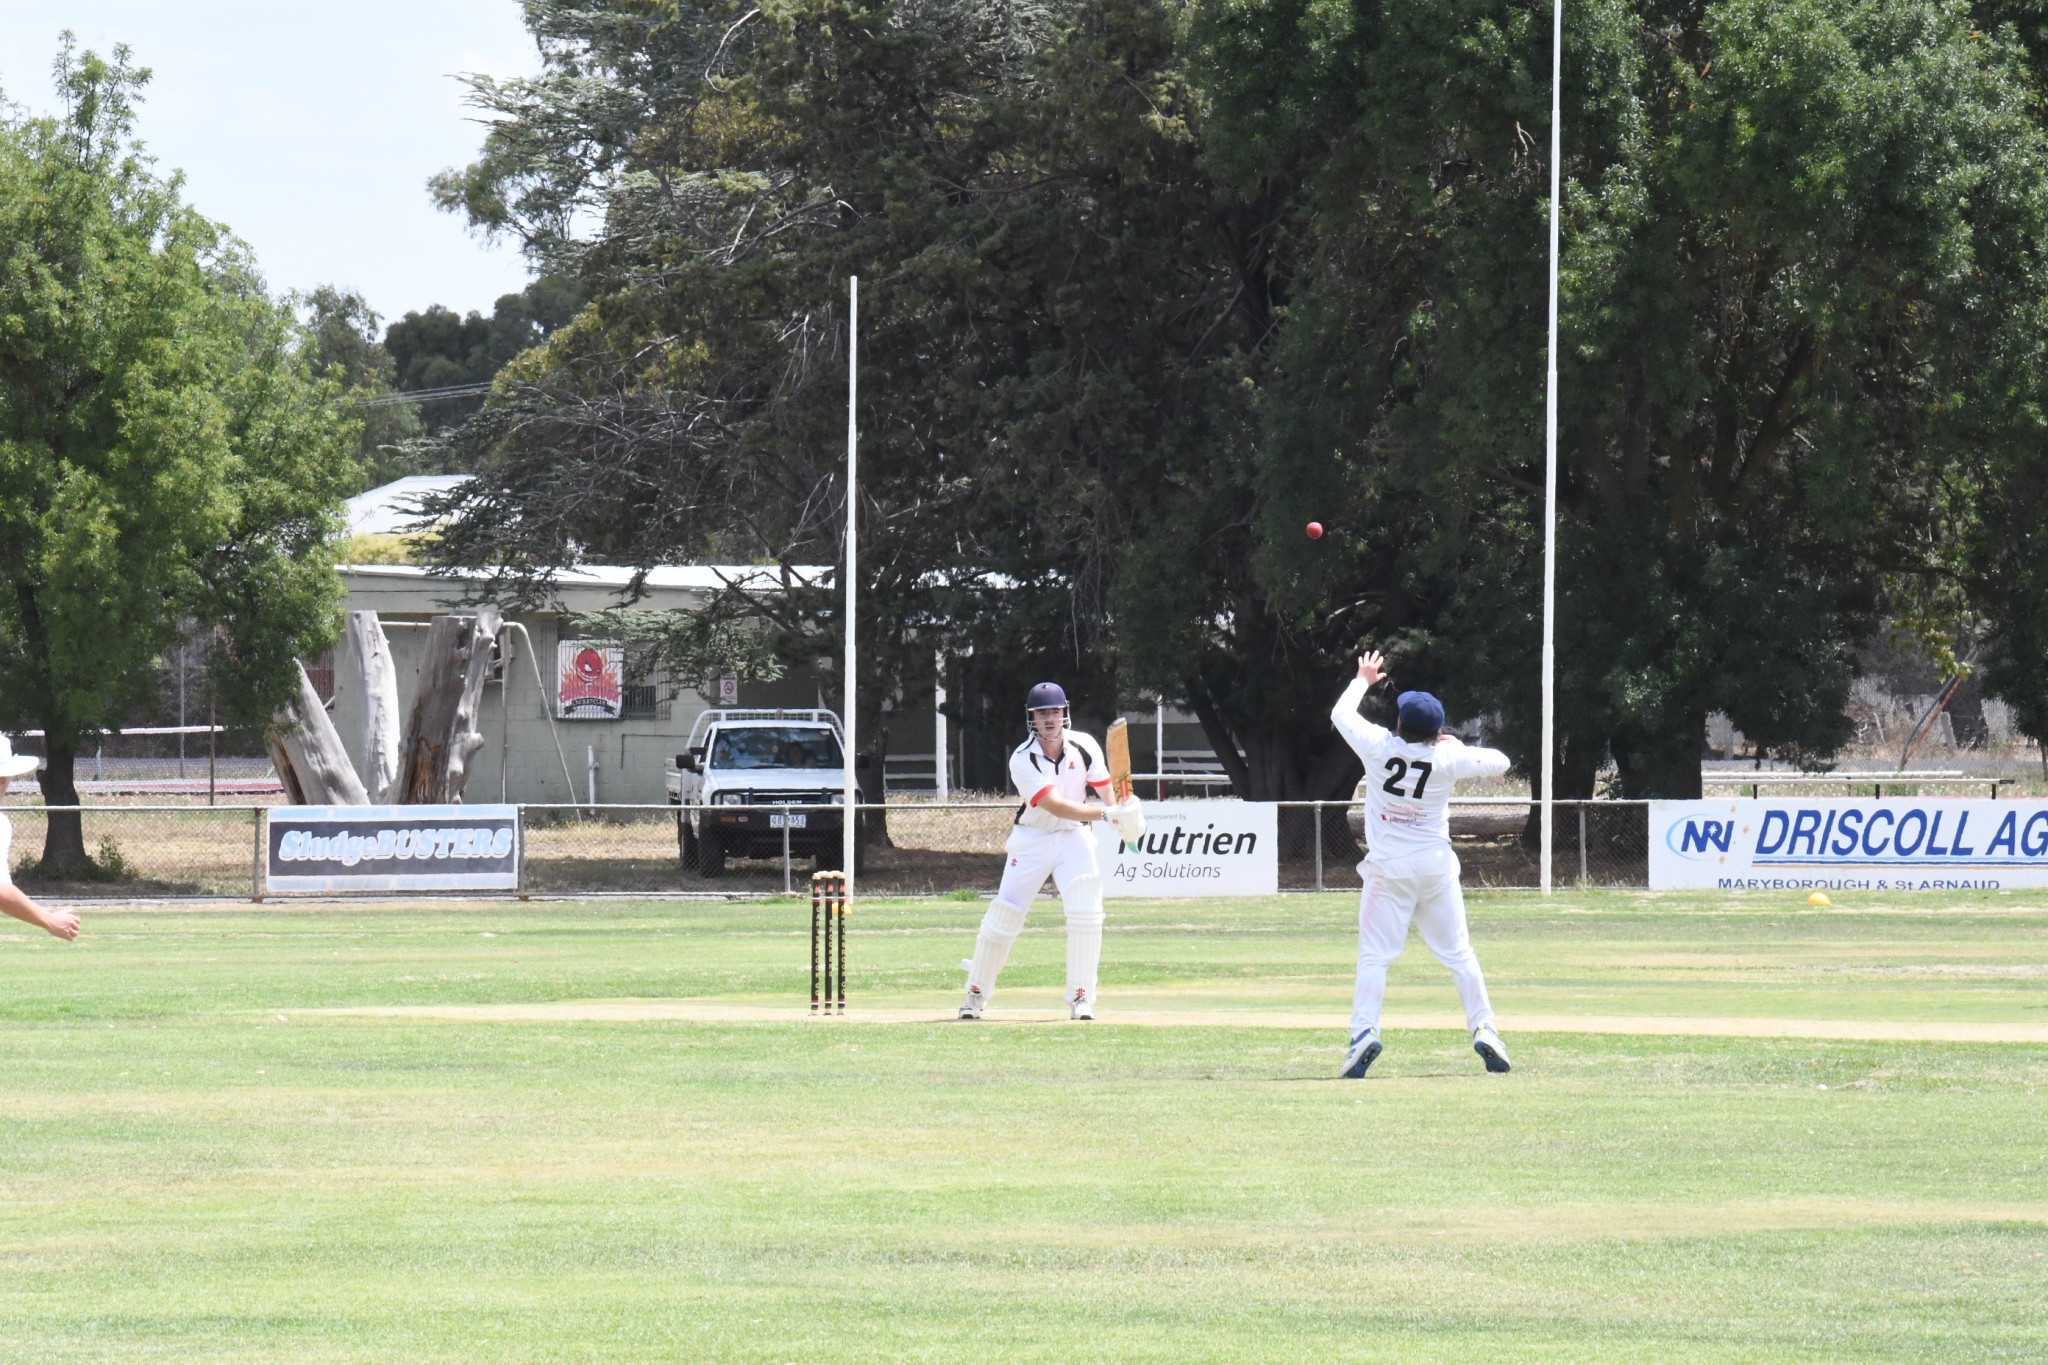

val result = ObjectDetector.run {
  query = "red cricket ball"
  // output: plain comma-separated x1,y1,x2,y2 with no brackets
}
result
1305,521,1324,540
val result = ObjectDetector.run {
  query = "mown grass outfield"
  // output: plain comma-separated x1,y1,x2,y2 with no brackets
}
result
0,890,2043,1363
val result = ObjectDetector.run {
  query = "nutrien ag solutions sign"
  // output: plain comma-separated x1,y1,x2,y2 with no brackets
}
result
1093,801,1277,896
1651,799,2048,890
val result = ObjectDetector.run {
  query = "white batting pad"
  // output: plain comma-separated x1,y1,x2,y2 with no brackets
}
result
967,897,1030,995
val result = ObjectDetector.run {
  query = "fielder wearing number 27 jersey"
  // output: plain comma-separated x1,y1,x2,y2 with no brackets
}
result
1331,677,1510,865
1330,672,1514,1078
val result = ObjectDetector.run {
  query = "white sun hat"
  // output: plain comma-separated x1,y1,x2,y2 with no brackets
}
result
0,734,42,778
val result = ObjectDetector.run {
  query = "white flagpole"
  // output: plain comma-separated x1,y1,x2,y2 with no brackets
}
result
843,276,859,894
1540,0,1562,894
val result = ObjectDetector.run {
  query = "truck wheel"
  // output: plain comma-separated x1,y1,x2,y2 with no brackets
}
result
698,829,727,877
679,817,699,873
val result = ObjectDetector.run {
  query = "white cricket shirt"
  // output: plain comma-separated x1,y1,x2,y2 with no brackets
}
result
0,812,12,886
1009,730,1112,833
1331,677,1510,862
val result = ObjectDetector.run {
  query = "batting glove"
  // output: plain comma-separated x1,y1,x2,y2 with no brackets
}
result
1109,796,1146,846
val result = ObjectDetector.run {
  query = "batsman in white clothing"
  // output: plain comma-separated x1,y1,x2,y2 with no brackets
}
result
1331,650,1511,1077
960,682,1145,1020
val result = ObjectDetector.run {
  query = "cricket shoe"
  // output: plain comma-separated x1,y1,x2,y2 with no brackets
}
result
1069,988,1095,1021
958,985,986,1020
1472,1025,1512,1073
1340,1029,1382,1079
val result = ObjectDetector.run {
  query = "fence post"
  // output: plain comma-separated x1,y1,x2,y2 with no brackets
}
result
1577,803,1588,886
1313,801,1325,892
782,820,793,896
516,805,527,898
251,806,265,903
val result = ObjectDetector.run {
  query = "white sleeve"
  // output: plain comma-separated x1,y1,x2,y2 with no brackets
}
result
1439,737,1511,781
1078,735,1112,791
0,816,11,886
1330,678,1389,760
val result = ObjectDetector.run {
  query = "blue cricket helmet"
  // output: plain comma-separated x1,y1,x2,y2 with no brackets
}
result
1397,690,1445,736
1026,681,1069,712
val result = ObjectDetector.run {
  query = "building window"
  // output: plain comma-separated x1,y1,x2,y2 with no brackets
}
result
621,648,671,720
303,651,336,703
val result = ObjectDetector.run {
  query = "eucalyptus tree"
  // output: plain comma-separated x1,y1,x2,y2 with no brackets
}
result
422,0,1297,781
0,44,354,871
1209,0,2048,796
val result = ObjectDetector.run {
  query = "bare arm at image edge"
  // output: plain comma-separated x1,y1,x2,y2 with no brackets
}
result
0,815,81,941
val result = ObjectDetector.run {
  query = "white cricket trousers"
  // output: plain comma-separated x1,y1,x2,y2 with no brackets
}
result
965,825,1106,1002
1351,848,1495,1038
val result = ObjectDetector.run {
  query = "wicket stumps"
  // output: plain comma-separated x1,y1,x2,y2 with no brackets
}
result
811,871,847,1013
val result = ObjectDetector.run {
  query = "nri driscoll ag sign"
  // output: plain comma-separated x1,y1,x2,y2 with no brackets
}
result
1650,798,2048,890
1092,801,1277,896
267,805,519,893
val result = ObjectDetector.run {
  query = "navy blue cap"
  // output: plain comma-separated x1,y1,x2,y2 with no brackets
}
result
1397,690,1445,736
1026,681,1069,711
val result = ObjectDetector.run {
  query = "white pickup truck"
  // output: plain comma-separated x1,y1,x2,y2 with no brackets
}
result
665,709,868,875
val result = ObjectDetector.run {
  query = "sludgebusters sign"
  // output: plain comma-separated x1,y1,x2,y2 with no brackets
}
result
1651,798,2048,890
1093,801,1277,896
267,805,519,892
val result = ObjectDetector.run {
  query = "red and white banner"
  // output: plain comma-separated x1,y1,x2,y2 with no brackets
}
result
557,641,623,720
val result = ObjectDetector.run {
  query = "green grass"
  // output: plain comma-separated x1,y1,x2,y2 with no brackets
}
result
0,889,2044,1362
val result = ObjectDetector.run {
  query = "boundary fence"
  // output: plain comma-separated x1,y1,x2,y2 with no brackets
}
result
0,799,1652,899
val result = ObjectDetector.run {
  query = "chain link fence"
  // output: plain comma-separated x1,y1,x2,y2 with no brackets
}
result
3,806,266,896
3,798,1650,897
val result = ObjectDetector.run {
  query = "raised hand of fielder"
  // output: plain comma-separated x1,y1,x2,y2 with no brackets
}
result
1357,650,1389,687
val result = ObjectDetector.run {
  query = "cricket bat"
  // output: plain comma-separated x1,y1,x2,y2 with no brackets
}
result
1105,717,1132,804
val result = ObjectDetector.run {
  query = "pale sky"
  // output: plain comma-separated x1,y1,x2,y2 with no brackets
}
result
0,2,542,329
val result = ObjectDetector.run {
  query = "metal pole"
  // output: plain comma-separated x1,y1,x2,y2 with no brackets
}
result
506,623,578,803
498,627,514,804
1539,0,1563,895
783,820,793,896
934,650,948,801
1314,801,1324,892
251,807,264,902
843,275,859,896
1577,802,1588,886
1155,698,1165,800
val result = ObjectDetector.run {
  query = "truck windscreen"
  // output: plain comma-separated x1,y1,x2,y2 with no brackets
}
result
708,728,844,771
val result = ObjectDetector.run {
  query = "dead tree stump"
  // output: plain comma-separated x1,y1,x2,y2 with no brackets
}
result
271,660,369,804
396,609,502,804
344,610,402,802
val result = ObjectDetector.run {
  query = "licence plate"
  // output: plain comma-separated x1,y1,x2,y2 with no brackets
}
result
770,813,808,829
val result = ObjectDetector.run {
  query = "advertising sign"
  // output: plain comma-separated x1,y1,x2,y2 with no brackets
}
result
1093,801,1277,896
267,805,519,893
557,641,623,719
1650,798,2048,890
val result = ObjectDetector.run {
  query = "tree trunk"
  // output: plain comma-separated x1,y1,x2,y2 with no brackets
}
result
1520,727,1607,848
395,610,501,803
1610,717,1705,799
869,721,894,847
36,739,90,873
1947,675,1989,749
266,732,308,805
272,660,371,805
344,610,403,800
